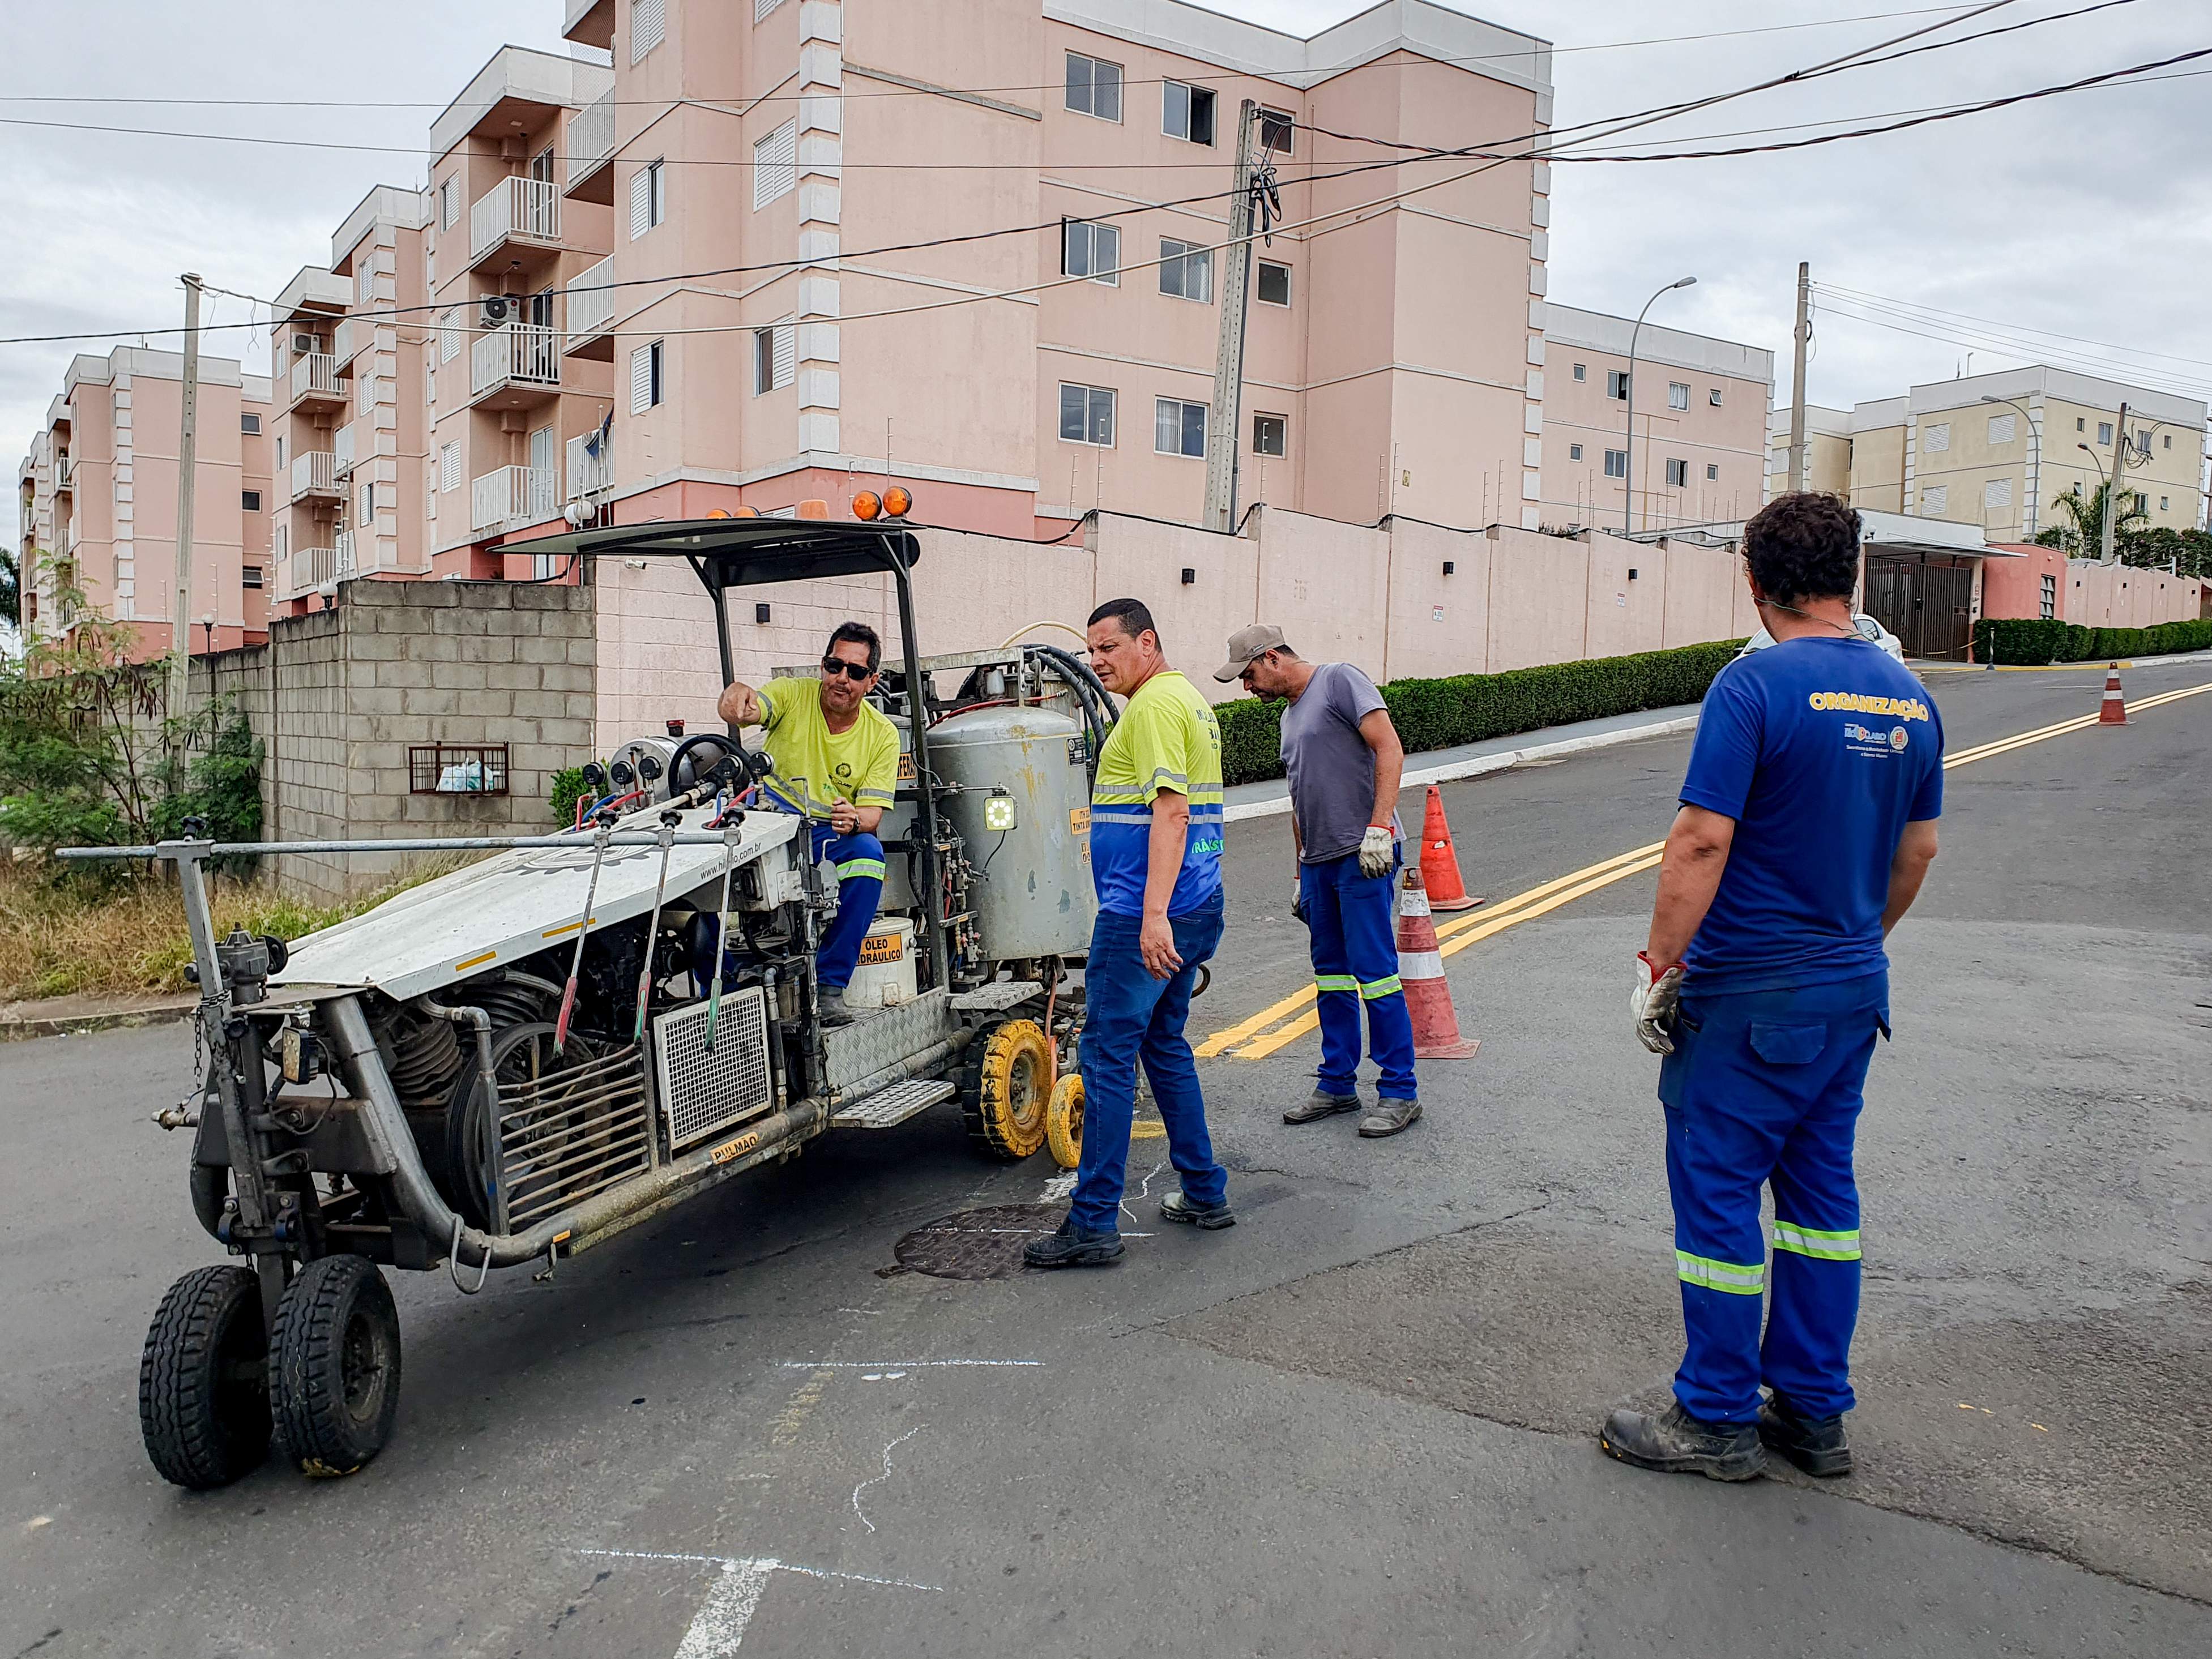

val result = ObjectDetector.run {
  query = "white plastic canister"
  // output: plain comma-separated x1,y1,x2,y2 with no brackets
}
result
842,917,917,1010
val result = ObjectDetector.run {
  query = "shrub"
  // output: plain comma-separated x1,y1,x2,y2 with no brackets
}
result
1214,638,1745,786
549,764,597,826
1976,616,2212,665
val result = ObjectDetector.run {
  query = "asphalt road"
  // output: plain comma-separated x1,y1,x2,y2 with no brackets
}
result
3,657,2209,1658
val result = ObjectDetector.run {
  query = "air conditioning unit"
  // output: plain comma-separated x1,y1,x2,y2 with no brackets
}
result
291,332,318,355
479,296,514,331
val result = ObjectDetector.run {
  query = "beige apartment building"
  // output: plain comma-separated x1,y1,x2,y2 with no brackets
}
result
1770,366,2210,541
1536,303,1773,535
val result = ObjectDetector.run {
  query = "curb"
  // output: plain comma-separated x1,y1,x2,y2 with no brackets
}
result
0,1002,197,1044
1224,713,1700,824
1919,651,2212,674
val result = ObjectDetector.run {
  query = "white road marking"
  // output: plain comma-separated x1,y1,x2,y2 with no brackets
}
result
578,1549,945,1656
1042,1170,1078,1200
779,1359,1044,1368
852,1426,923,1534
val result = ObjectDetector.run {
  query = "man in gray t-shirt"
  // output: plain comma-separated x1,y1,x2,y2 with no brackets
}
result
1216,625,1420,1138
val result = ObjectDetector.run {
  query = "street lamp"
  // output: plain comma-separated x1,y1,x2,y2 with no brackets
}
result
1624,276,1697,537
1978,395,2040,540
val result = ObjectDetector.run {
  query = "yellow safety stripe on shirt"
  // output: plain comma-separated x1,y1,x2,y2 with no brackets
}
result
1773,1221,1861,1261
1359,975,1403,1000
1314,973,1359,994
1677,1250,1765,1295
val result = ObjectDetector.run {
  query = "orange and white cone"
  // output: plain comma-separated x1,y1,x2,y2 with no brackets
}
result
1397,861,1480,1060
1419,784,1480,912
2099,664,2129,726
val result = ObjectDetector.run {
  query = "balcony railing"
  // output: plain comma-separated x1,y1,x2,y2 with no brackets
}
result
566,90,616,192
471,322,562,399
288,352,343,405
290,450,339,500
470,176,561,265
332,420,358,476
286,545,339,596
54,455,72,490
471,465,560,533
566,428,613,501
565,256,614,347
332,317,358,364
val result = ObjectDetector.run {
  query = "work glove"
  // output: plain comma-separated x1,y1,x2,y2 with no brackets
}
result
1291,879,1309,925
1357,824,1395,880
1629,952,1685,1055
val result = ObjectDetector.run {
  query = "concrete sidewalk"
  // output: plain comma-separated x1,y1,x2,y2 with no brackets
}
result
0,990,197,1042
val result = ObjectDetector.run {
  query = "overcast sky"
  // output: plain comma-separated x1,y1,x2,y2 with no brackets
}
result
7,0,2209,560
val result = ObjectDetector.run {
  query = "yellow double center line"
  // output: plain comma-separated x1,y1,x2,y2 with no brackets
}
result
1198,679,2212,1061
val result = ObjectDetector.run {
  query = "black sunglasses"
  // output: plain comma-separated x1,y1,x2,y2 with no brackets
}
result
821,657,874,682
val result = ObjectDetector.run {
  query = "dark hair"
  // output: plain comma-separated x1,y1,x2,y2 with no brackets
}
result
1743,492,1863,605
1087,597,1158,645
825,620,881,672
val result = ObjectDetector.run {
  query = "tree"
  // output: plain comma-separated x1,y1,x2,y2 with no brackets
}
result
2120,525,2212,580
0,545,19,630
2032,480,2148,559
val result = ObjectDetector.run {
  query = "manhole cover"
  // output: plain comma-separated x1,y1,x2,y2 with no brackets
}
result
894,1205,1062,1280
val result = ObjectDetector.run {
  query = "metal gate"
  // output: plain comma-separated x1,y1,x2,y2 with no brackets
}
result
1864,556,1972,661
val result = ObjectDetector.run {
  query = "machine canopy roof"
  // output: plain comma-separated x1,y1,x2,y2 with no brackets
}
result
503,518,923,591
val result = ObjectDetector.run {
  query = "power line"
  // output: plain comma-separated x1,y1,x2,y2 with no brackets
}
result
1812,298,2212,403
1814,281,2212,371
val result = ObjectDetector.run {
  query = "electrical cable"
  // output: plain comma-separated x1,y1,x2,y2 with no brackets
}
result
1813,281,2212,373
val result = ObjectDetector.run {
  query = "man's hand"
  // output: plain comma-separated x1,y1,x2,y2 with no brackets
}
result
829,797,859,835
1630,952,1685,1054
1291,876,1308,925
718,680,763,728
1139,913,1183,980
1357,824,1395,879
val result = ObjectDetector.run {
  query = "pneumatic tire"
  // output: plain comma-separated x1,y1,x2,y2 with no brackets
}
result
139,1264,271,1490
961,1019,1053,1161
268,1254,402,1478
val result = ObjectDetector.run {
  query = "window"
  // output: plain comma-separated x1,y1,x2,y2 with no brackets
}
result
1705,463,1718,481
1664,457,1688,488
753,319,795,394
438,309,459,363
242,566,264,590
1252,413,1286,456
1058,383,1115,446
240,412,261,435
439,441,460,493
1155,397,1207,458
275,435,285,469
2163,433,2172,450
1987,412,2015,445
2040,573,2056,619
1603,448,1626,478
1606,370,1629,401
1572,363,1586,382
1163,80,1215,145
631,159,666,237
1983,478,2013,511
2076,416,2085,431
1709,388,1724,407
2132,490,2147,514
438,177,456,229
1258,108,1295,155
1668,382,1689,412
1159,238,1212,302
1569,442,1583,461
2159,495,2170,511
1256,260,1291,307
1065,53,1122,121
631,0,665,63
2097,421,2113,444
1923,422,1949,453
631,340,664,413
1062,219,1120,284
1922,484,1948,513
753,122,796,209
241,490,262,512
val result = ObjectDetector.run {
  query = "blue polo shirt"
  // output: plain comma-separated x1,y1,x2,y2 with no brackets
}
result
1090,671,1224,917
1680,637,1944,994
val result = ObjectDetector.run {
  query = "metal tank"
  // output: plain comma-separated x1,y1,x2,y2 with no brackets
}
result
926,703,1096,961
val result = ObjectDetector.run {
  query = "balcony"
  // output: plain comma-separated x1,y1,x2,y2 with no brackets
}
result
565,89,616,203
563,256,614,359
469,176,561,270
290,450,340,502
280,544,340,599
332,420,359,476
566,427,613,501
471,465,560,534
288,352,344,409
471,322,562,407
54,455,72,492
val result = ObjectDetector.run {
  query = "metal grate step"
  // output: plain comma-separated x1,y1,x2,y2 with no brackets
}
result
831,1078,956,1130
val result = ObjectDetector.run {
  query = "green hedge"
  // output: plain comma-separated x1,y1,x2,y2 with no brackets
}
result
1216,638,1745,787
1972,617,2212,666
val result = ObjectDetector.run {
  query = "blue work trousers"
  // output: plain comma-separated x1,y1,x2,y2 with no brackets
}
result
1301,850,1416,1100
807,822,885,993
1658,972,1887,1425
1070,893,1228,1234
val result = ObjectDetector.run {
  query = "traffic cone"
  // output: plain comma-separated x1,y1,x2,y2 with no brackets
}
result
2099,664,2129,726
1419,784,1479,912
1396,861,1480,1060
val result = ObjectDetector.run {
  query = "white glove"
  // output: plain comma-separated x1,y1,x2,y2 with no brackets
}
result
1357,824,1395,880
1291,878,1308,924
1629,952,1685,1054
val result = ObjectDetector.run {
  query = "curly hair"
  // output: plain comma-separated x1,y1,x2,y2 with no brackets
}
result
1742,492,1863,605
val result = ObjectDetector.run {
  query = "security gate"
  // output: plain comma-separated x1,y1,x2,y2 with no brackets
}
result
1864,554,1973,661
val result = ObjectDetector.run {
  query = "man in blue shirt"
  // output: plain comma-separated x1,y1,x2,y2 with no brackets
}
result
1603,492,1942,1482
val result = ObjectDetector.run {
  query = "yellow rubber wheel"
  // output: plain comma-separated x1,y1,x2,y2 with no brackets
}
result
962,1019,1052,1161
1047,1073,1084,1171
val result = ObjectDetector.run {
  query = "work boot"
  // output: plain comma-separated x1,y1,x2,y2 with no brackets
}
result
1599,1400,1766,1482
1285,1087,1361,1125
1759,1392,1854,1478
1022,1218,1124,1269
1159,1191,1236,1230
1359,1097,1421,1138
818,986,855,1028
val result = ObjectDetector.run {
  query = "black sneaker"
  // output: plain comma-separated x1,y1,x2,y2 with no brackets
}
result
1159,1191,1235,1230
1760,1392,1854,1477
1022,1218,1124,1269
1285,1088,1361,1125
1599,1400,1766,1482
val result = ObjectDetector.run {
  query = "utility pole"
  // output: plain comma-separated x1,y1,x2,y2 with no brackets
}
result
1787,261,1810,494
1202,100,1259,534
2100,400,2130,565
168,272,204,719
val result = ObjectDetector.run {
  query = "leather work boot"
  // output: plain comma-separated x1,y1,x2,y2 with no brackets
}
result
1760,1392,1854,1477
1599,1400,1766,1482
818,987,855,1028
1159,1191,1236,1230
1023,1218,1124,1270
1285,1088,1361,1125
1359,1097,1422,1138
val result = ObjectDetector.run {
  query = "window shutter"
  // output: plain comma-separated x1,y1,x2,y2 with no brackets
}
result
440,442,460,493
773,318,796,390
631,0,665,63
753,121,797,209
438,310,458,363
755,0,784,18
630,166,652,239
631,344,656,413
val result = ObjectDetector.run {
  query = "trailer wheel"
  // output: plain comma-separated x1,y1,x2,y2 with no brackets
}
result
962,1019,1052,1161
1046,1074,1084,1171
268,1254,401,1478
139,1264,271,1490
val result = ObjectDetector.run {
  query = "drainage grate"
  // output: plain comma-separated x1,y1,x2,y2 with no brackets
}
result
893,1205,1065,1280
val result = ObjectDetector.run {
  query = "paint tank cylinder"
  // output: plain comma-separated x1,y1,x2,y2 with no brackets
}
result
925,704,1097,962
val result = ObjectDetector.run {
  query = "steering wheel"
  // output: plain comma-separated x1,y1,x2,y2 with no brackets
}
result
668,732,766,794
